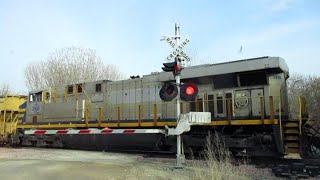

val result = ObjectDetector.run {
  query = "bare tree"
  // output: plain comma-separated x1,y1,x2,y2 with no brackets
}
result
287,73,306,119
287,73,320,124
25,46,124,90
0,83,10,95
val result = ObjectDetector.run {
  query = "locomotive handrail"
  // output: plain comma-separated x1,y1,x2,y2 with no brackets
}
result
278,94,283,151
22,95,285,129
85,108,89,128
260,96,265,121
98,107,102,128
269,96,275,121
78,95,282,122
298,96,307,135
299,96,302,135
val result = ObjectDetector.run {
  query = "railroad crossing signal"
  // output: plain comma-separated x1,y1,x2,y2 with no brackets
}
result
161,27,191,64
162,55,184,76
162,61,177,74
163,37,191,62
159,83,178,102
159,82,198,102
161,23,191,167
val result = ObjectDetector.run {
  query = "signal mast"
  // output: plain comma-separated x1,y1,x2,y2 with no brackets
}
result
161,23,195,166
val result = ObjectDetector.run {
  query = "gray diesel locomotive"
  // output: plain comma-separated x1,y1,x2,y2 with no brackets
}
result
20,56,301,156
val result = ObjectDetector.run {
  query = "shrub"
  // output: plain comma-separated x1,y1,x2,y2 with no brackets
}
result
190,132,249,180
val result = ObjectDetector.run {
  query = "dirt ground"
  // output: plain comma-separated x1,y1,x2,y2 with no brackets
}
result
0,147,279,180
0,147,193,180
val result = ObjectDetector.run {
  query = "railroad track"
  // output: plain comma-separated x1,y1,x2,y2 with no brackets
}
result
141,152,320,178
248,157,320,178
121,149,320,178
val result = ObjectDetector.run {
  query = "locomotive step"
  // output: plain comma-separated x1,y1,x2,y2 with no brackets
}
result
284,129,300,134
284,136,299,141
285,142,299,148
283,122,299,127
282,119,299,122
285,147,300,153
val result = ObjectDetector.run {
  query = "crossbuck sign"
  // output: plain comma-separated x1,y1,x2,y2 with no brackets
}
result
164,37,191,61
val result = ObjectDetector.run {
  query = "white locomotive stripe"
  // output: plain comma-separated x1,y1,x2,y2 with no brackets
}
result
24,128,165,135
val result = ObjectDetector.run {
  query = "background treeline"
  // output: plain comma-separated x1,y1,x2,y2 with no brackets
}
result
288,74,320,124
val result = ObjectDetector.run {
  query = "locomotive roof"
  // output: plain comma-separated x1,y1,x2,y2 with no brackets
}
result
28,56,288,93
150,56,289,82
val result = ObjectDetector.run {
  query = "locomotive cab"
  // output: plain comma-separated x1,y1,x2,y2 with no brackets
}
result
176,57,289,123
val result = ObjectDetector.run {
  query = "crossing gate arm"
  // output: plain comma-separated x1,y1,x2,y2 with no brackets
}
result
24,112,211,136
24,128,165,135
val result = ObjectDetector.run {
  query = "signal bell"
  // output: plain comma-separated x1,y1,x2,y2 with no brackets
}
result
159,82,198,102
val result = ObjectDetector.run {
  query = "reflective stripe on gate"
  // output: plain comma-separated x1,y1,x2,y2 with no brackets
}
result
25,128,165,135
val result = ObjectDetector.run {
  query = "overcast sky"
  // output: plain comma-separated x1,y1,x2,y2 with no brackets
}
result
0,0,319,93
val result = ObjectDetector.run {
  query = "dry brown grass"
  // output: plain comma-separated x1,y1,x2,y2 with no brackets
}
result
188,132,274,180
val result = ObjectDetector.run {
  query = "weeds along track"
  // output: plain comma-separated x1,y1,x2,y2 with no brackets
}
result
126,149,320,178
139,151,320,178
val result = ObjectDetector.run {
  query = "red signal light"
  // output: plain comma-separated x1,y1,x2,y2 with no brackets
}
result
180,83,198,101
185,85,195,95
